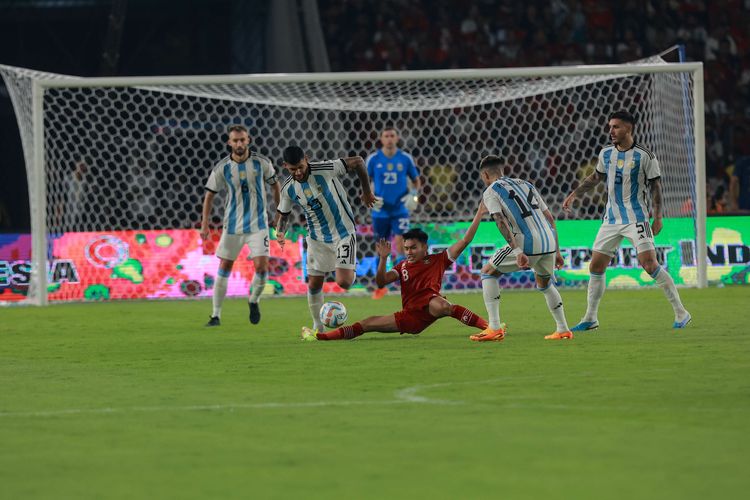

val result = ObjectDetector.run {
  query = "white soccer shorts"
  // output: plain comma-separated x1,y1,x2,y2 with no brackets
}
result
592,221,655,257
306,235,357,275
489,245,556,277
216,229,270,261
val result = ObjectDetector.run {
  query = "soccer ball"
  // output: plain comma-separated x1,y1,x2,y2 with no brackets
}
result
319,301,348,328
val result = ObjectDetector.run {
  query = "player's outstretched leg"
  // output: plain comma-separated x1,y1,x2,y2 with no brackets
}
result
313,322,364,341
649,265,691,328
449,305,488,330
303,314,399,341
538,278,573,340
207,266,230,327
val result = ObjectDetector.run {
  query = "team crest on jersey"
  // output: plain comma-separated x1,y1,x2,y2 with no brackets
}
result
397,163,403,171
239,171,247,179
304,188,313,197
617,159,625,169
387,163,394,171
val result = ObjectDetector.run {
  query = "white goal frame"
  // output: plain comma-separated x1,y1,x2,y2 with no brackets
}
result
24,62,706,305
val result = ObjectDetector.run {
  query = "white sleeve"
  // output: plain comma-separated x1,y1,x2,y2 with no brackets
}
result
262,158,278,184
333,158,348,177
645,155,661,180
595,151,606,174
277,185,293,213
483,188,503,215
205,168,224,193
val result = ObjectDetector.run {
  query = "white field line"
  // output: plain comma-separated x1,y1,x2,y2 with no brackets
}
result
1,375,746,417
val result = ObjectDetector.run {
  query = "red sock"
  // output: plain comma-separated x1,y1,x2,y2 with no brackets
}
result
450,305,488,330
316,322,364,341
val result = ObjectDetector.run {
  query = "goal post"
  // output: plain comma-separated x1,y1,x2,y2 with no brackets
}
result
1,58,706,306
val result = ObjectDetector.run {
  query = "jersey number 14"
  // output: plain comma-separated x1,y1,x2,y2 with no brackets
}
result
508,189,539,218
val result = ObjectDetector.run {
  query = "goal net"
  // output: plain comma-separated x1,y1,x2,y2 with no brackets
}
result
0,56,706,305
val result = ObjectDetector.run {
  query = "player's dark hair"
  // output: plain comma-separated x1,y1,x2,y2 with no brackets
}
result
610,110,636,125
227,124,248,135
283,145,305,165
479,155,504,173
402,228,428,244
382,126,399,135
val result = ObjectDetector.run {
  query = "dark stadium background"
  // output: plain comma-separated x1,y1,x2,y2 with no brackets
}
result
1,0,748,232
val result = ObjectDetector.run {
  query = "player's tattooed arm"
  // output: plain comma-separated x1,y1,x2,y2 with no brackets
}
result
275,210,291,247
649,177,664,235
492,212,519,250
563,171,604,211
345,156,376,207
271,181,281,210
543,209,565,269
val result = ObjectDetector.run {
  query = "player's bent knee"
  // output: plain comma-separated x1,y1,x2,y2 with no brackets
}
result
335,277,354,289
641,260,659,275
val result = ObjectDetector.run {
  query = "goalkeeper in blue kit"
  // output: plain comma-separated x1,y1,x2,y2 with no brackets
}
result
366,127,421,299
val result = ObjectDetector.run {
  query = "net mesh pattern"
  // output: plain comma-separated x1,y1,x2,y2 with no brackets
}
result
0,58,697,302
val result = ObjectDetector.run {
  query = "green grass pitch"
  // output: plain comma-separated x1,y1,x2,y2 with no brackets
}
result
1,287,749,499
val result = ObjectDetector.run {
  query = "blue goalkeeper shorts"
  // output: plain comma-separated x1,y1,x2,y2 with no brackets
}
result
373,216,410,240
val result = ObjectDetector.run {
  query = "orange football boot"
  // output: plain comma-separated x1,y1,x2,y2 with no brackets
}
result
544,331,574,340
470,324,506,342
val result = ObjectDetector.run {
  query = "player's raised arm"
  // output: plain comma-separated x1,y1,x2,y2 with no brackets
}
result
343,156,376,208
563,170,605,212
375,239,399,287
447,202,488,261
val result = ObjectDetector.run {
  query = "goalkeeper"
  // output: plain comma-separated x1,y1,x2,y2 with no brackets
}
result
366,126,421,299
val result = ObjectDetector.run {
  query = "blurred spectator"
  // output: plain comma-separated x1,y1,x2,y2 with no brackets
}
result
318,0,750,216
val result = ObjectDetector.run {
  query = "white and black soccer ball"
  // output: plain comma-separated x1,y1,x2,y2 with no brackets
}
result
319,301,348,328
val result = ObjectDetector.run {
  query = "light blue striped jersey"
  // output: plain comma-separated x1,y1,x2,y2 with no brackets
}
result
483,177,557,256
205,153,277,235
596,143,661,225
277,159,356,243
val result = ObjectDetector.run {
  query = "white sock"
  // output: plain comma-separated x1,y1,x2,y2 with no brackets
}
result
651,266,687,318
540,282,569,332
481,273,501,329
583,271,605,322
249,272,268,304
307,286,325,331
212,273,229,318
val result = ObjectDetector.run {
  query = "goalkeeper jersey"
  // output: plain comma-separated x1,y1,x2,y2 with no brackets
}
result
366,148,418,218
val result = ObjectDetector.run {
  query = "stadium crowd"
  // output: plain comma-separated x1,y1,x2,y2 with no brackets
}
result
319,0,750,213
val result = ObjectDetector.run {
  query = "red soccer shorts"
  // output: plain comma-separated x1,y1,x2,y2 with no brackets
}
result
394,308,438,335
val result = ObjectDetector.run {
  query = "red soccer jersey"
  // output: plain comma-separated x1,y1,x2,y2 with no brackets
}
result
393,251,454,311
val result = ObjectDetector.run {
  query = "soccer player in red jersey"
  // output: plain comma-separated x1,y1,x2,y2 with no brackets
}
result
302,203,491,341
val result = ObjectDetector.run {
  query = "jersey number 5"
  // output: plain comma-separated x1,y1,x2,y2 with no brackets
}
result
508,189,539,218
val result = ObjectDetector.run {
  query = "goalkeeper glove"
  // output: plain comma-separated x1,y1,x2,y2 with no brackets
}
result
372,196,384,211
402,190,419,211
